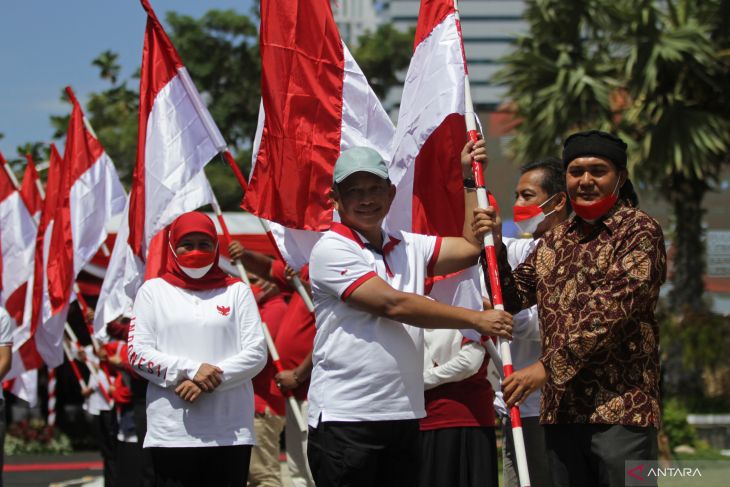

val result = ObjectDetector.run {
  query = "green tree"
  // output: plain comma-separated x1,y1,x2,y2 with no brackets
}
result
353,24,415,99
50,56,139,184
165,9,262,208
166,9,261,153
492,0,626,161
15,142,49,163
617,0,730,312
92,50,121,85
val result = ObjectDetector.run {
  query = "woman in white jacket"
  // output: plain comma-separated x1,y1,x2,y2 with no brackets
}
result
128,211,267,486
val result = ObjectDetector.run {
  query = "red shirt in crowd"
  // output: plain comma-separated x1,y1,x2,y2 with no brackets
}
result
268,260,316,401
420,342,495,431
252,291,288,416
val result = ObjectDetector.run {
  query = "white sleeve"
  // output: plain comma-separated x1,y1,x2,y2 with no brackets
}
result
407,232,440,276
214,284,268,392
127,285,201,389
310,239,378,300
0,309,13,346
423,341,486,390
504,237,536,270
512,305,541,341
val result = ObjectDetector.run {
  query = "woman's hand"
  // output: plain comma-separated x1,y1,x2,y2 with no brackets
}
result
175,380,202,403
193,363,223,392
503,361,547,408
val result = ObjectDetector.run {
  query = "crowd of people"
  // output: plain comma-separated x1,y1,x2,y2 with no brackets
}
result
0,129,666,487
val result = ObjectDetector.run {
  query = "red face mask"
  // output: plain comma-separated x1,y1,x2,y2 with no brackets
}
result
172,247,217,279
570,179,620,222
176,249,216,268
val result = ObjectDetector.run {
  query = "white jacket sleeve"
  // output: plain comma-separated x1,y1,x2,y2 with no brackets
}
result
127,285,201,389
423,342,486,390
512,305,541,341
213,284,267,393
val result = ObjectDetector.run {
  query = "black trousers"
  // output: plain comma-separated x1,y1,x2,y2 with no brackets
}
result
503,416,553,487
308,419,421,487
150,445,252,487
419,426,498,487
92,410,118,486
133,398,155,486
0,399,6,487
545,424,657,487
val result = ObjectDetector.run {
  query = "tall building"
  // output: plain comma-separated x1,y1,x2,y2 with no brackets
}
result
383,0,527,110
331,0,383,47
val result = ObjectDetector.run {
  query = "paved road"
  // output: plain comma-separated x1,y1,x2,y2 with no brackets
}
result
4,452,294,487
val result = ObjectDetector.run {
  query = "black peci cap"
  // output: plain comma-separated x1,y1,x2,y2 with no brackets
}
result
562,130,627,170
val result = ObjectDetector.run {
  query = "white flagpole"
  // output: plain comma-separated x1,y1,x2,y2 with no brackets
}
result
455,1,531,486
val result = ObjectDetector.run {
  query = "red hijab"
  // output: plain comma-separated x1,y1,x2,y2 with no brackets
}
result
160,212,240,291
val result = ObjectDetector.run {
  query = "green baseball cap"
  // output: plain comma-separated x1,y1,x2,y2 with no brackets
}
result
333,147,389,184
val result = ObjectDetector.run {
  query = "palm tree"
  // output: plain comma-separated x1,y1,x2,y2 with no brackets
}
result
492,0,626,162
92,50,121,85
618,0,730,312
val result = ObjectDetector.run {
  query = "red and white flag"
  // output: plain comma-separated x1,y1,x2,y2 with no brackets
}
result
40,87,126,352
0,153,36,327
242,0,395,268
10,85,126,376
20,154,43,222
6,145,64,378
386,0,483,328
94,0,223,333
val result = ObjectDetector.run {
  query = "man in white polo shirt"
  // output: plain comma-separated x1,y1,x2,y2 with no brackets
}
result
307,144,513,487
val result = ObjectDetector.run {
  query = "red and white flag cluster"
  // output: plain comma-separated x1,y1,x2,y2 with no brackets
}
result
0,153,36,329
8,87,126,379
2,0,493,387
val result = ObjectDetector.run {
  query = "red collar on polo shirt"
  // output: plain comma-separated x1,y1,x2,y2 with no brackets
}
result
330,222,401,277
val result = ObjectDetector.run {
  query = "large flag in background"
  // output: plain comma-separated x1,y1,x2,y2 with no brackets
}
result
20,155,43,222
94,0,223,333
386,0,483,321
242,0,395,268
0,153,36,327
39,87,126,359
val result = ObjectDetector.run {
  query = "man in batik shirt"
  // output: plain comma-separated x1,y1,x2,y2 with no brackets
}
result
477,130,666,487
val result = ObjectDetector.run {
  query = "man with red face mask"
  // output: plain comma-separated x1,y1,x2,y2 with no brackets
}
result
477,131,666,487
496,156,570,487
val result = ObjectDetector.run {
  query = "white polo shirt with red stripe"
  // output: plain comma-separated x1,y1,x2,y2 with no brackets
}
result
308,223,442,426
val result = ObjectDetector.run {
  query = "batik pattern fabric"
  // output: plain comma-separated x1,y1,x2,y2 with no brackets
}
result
498,201,666,428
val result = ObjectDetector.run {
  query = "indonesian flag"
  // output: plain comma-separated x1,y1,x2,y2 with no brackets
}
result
6,145,64,378
94,0,222,333
0,153,36,327
10,84,126,376
242,0,395,268
41,86,126,350
387,0,483,324
20,155,43,222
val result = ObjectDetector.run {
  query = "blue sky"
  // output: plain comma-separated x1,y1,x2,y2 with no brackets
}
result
0,0,254,157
